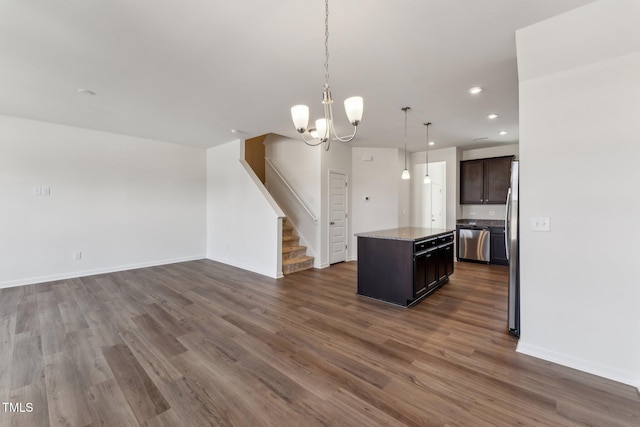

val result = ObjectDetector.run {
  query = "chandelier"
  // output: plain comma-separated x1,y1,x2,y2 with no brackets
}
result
290,0,363,151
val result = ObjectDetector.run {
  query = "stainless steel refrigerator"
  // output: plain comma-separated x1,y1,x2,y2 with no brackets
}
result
506,160,520,337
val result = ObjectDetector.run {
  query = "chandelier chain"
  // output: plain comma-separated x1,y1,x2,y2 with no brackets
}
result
324,0,330,85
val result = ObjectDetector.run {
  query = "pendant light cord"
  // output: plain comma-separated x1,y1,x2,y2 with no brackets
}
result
424,122,432,175
402,107,410,169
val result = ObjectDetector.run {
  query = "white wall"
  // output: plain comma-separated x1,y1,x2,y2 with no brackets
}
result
411,147,459,229
461,144,519,162
351,147,402,257
206,139,285,278
0,115,206,288
264,134,321,266
411,161,446,228
516,0,640,388
460,144,519,219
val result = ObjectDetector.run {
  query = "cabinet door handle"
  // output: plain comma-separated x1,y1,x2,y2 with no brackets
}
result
330,221,335,225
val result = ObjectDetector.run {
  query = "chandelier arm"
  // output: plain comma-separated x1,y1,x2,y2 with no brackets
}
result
299,132,326,147
332,125,358,143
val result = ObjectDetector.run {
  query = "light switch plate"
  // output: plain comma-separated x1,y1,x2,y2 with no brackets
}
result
531,217,550,232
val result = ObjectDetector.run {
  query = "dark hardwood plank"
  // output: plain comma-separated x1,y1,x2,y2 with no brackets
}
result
63,329,112,389
10,333,43,390
0,259,639,426
0,313,15,352
102,343,169,425
14,301,39,335
83,378,139,427
36,291,67,359
43,352,92,427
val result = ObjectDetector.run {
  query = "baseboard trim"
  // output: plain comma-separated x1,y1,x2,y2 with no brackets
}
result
0,255,206,289
517,340,640,390
206,255,280,279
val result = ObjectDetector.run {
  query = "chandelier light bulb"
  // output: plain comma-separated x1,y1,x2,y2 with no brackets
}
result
315,118,329,142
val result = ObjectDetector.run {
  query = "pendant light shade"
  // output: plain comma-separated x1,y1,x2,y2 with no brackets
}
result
401,107,411,180
344,96,364,125
424,122,432,184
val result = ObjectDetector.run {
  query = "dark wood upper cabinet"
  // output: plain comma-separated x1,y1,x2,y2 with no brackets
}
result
460,159,485,204
460,156,514,205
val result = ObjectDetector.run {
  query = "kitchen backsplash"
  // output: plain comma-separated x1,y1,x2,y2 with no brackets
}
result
461,204,506,220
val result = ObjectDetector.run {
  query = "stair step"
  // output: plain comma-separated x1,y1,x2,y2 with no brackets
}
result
282,234,299,246
282,256,314,275
282,245,307,260
282,225,294,237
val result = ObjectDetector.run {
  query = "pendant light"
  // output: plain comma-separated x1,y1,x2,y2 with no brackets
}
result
401,107,411,180
424,122,432,184
290,0,363,151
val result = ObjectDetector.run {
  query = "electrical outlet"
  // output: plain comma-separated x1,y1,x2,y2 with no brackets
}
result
531,217,550,232
42,186,50,196
73,251,82,261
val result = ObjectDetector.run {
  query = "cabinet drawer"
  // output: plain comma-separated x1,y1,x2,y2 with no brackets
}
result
415,238,437,253
437,233,454,245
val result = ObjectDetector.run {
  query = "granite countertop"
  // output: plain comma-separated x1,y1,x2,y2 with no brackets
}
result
355,227,454,241
456,218,505,227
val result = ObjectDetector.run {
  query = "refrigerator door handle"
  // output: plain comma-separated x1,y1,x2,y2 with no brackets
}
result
505,188,511,261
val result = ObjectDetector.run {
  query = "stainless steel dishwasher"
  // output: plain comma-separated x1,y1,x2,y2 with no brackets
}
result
457,226,491,263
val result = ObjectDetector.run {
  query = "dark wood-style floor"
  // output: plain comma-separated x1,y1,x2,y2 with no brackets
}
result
1,260,639,426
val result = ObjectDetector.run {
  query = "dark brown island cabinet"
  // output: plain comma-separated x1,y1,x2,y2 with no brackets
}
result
460,156,514,204
356,228,455,307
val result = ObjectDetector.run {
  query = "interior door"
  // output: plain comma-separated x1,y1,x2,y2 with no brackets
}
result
431,183,443,228
329,171,347,264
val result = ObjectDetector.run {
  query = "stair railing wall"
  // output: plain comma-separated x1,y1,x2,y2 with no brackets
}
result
265,157,319,261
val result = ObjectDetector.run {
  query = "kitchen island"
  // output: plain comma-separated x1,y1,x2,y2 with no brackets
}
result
356,227,455,307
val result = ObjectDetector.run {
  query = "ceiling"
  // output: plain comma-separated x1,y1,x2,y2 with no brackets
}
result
0,0,595,153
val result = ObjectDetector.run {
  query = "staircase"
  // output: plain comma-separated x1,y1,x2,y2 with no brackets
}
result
282,218,314,275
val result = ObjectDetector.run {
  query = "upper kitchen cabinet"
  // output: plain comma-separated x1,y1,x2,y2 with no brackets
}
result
460,156,514,204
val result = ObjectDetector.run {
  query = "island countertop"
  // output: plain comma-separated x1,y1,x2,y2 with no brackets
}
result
355,227,455,241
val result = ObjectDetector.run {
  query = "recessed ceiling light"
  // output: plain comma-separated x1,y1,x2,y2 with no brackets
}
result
499,130,508,135
77,89,96,96
487,113,498,119
468,86,483,95
428,141,435,146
